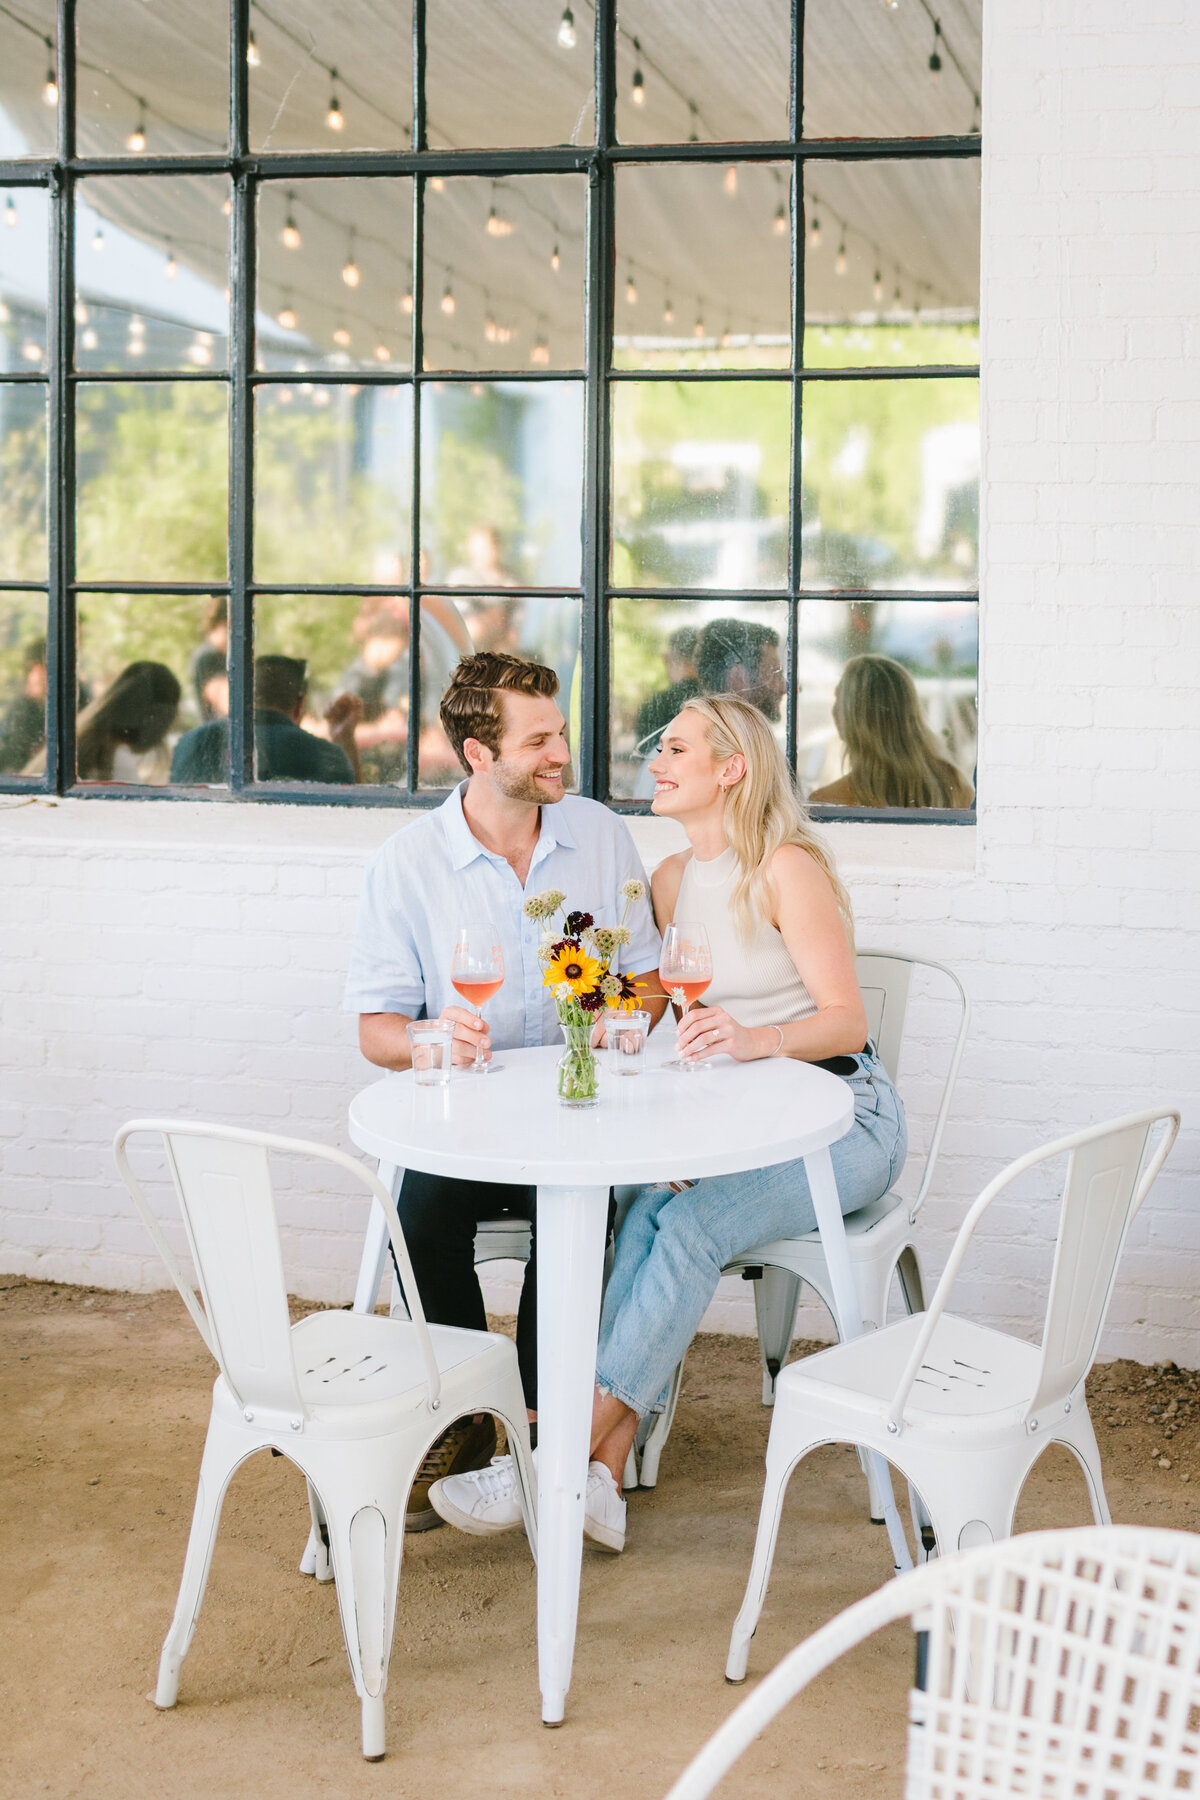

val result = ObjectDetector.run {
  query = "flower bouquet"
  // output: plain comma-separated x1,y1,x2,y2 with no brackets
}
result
523,879,648,1108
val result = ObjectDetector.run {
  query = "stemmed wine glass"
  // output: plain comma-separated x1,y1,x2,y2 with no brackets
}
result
449,924,505,1075
658,921,713,1073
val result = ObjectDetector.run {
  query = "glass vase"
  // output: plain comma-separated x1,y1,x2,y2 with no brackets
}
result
557,1018,600,1109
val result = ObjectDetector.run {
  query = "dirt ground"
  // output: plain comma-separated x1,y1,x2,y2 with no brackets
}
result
4,1278,1199,1800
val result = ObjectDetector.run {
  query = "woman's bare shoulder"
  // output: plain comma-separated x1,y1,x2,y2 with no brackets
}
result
765,841,838,910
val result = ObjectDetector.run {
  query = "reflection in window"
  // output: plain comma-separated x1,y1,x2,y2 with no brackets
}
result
0,187,50,369
0,0,57,159
255,383,413,586
803,0,981,140
0,591,47,774
800,378,979,590
75,383,228,582
75,0,229,157
76,592,222,785
249,1,413,153
797,597,976,807
612,382,790,590
614,165,791,372
616,0,789,145
610,599,788,799
0,385,48,578
257,178,413,374
422,175,585,373
75,176,230,372
426,0,594,150
420,381,583,587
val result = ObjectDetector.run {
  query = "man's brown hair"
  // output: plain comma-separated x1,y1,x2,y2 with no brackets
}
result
439,651,560,772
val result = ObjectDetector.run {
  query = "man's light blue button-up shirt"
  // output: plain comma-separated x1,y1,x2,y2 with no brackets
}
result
343,784,662,1050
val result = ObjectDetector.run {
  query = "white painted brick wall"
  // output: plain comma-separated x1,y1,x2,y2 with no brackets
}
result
2,0,1198,1363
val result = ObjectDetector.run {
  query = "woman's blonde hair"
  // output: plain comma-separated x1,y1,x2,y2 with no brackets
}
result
679,693,854,946
835,655,973,810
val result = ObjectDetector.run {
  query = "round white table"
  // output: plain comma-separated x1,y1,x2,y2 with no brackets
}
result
348,1040,892,1725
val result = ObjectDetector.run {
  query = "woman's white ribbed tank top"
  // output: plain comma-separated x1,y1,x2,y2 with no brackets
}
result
673,846,818,1030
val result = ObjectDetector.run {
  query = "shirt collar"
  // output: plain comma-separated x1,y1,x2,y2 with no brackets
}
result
439,782,577,873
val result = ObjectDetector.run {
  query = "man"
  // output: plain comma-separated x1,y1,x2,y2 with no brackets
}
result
344,651,664,1531
169,655,360,785
695,618,786,722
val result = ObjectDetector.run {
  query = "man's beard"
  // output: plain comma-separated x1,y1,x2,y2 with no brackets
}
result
491,757,569,805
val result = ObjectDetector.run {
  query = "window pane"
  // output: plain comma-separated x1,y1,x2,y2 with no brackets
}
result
610,598,788,799
612,381,790,590
76,383,228,582
797,598,977,809
0,384,48,578
804,0,981,140
1,188,50,371
800,376,978,590
255,383,413,586
422,175,585,373
426,2,594,149
257,178,413,374
0,590,47,775
249,1,413,152
76,592,222,786
420,381,583,587
75,176,230,372
614,165,791,373
803,161,979,369
417,593,582,789
75,0,229,156
0,0,57,157
616,0,789,144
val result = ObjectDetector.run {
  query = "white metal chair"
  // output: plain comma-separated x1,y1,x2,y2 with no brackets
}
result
636,951,970,1491
725,1106,1179,1684
668,1525,1200,1800
114,1120,535,1762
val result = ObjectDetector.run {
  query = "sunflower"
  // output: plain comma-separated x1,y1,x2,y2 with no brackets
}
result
543,944,604,998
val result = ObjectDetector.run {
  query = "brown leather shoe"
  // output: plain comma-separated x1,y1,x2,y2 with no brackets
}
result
406,1416,498,1531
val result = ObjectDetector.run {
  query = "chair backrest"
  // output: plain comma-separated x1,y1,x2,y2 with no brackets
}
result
855,950,971,1218
114,1119,444,1419
665,1527,1200,1800
888,1108,1179,1431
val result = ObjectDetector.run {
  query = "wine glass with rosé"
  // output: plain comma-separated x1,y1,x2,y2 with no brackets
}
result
658,921,713,1072
449,924,505,1075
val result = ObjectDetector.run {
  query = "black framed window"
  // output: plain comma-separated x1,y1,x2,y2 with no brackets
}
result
0,0,980,819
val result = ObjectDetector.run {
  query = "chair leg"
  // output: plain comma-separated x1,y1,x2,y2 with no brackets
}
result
725,1443,806,1684
323,1489,405,1763
896,1244,925,1315
638,1358,685,1489
1058,1411,1112,1527
754,1267,802,1405
299,1480,333,1581
156,1423,241,1708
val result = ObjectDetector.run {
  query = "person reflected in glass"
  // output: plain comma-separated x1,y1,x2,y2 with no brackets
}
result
808,654,974,810
169,655,359,785
0,637,49,773
694,618,786,722
633,624,702,747
190,598,229,720
447,523,519,590
338,603,411,784
45,660,183,783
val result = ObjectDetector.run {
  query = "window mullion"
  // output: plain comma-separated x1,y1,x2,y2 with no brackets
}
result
228,0,253,793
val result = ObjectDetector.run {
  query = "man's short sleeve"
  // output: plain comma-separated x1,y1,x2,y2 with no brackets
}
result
343,842,427,1016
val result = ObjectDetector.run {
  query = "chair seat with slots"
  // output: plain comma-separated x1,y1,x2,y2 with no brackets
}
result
724,1106,1179,1686
667,1526,1200,1800
114,1120,535,1762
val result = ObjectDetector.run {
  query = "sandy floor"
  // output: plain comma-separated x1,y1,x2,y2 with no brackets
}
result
4,1277,1200,1800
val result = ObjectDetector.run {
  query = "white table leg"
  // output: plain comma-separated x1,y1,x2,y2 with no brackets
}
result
353,1163,402,1316
802,1146,913,1575
535,1181,611,1726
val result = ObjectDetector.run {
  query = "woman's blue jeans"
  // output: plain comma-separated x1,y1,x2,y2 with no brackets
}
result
595,1049,907,1418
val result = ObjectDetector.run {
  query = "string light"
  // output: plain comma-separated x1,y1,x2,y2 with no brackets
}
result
280,197,302,250
247,31,261,67
164,248,178,279
809,213,821,249
441,279,456,315
91,223,104,251
631,40,645,105
42,39,57,106
693,311,705,338
835,240,847,276
485,192,514,237
663,294,674,325
484,307,498,343
773,202,788,236
222,197,232,216
81,326,98,350
893,283,902,308
550,243,561,272
557,7,576,49
625,269,638,305
277,299,297,330
873,269,884,304
75,301,88,324
971,94,981,133
188,335,214,367
530,334,550,367
719,324,734,350
21,339,42,362
4,195,16,228
688,102,699,143
127,317,146,354
342,234,360,287
312,388,331,406
400,287,413,315
429,176,445,192
928,20,943,83
125,107,147,153
326,72,344,130
723,166,738,197
332,325,351,347
881,0,898,10
374,343,391,362
0,300,9,322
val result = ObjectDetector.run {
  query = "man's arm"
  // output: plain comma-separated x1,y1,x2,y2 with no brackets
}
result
359,1006,492,1071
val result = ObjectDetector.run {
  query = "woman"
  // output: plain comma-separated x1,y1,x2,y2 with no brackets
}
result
809,654,973,810
25,660,181,782
429,694,906,1552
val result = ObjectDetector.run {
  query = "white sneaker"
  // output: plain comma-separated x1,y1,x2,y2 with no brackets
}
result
429,1453,527,1535
584,1461,626,1553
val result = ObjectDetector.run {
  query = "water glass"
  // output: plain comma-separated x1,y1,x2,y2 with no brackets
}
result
607,1010,651,1076
407,1019,455,1086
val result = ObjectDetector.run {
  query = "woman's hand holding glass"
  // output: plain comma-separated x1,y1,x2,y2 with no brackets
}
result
674,1003,763,1064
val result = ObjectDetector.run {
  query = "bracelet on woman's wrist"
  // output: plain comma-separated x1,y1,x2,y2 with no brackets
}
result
767,1024,785,1058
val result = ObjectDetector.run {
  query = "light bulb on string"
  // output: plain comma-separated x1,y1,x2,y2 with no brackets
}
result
222,196,232,216
188,336,213,367
693,311,705,339
625,269,638,306
719,324,734,350
4,195,17,228
375,344,390,363
0,300,10,323
486,193,514,237
809,214,821,249
91,224,104,251
971,94,981,133
557,6,576,49
400,287,413,315
21,339,43,362
530,332,550,367
773,202,788,236
881,0,898,10
663,294,675,325
893,283,902,310
247,31,260,67
277,299,297,330
75,301,88,324
164,248,178,279
631,41,645,105
687,103,699,144
342,235,360,287
332,326,351,347
723,166,738,197
550,243,561,272
484,304,498,343
835,241,847,276
873,269,884,304
42,41,57,106
81,326,98,350
928,21,943,82
125,108,147,153
441,279,456,315
326,72,344,130
280,197,302,250
429,176,445,192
